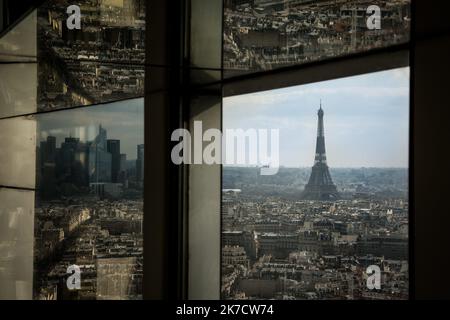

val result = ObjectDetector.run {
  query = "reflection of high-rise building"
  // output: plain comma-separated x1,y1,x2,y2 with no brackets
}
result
302,104,339,200
107,139,121,183
89,125,112,183
60,137,90,187
39,136,58,198
119,153,128,186
39,135,90,197
37,125,133,198
42,136,57,162
136,144,144,184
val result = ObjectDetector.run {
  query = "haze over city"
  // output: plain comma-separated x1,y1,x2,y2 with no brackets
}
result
38,98,144,160
224,67,409,168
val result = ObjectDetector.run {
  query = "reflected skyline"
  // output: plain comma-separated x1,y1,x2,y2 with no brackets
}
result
37,98,144,160
37,0,145,112
34,99,144,300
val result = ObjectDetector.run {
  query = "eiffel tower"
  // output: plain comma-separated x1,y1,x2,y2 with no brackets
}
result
302,103,339,201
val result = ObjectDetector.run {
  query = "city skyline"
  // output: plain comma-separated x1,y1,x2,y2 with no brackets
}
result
224,67,410,168
37,98,144,160
39,124,142,160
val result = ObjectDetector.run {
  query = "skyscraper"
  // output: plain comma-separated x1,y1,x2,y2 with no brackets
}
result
39,136,58,198
60,137,89,187
118,153,128,186
89,125,112,183
107,139,121,183
136,144,144,184
302,104,339,201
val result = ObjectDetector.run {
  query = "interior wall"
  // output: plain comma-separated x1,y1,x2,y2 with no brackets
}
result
188,95,221,300
0,9,36,301
413,0,450,298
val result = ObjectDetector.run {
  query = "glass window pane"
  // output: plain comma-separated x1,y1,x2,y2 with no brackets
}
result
221,67,410,300
37,0,145,111
34,99,144,300
1,0,146,301
37,60,144,112
38,0,145,61
224,0,411,77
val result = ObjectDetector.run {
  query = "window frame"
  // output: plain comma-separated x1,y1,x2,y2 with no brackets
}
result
8,0,450,300
182,0,414,300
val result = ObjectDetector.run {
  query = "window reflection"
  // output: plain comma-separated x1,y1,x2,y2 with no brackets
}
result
224,0,410,76
37,0,145,111
34,99,144,300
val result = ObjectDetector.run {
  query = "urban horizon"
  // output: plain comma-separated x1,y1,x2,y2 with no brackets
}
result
38,124,143,161
221,67,409,299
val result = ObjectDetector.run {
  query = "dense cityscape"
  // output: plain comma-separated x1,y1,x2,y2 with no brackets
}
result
221,105,409,300
221,167,408,300
37,0,145,111
34,125,144,300
224,0,410,75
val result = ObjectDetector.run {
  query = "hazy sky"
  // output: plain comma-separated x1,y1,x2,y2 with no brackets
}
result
223,67,410,168
35,68,409,167
38,98,144,160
